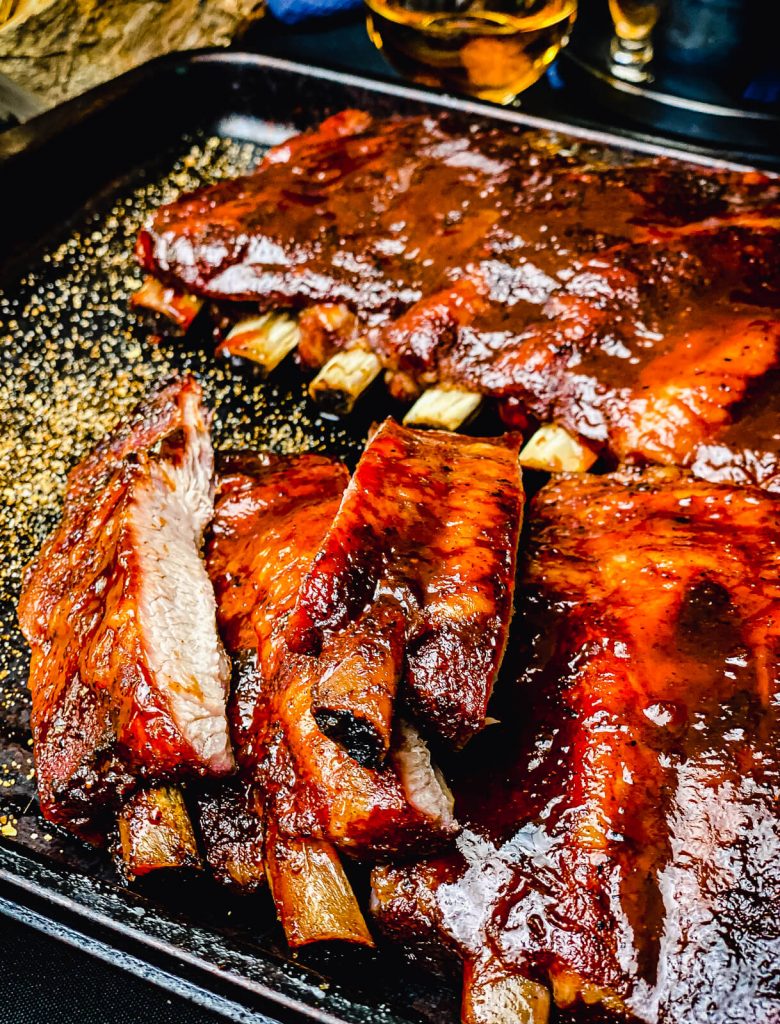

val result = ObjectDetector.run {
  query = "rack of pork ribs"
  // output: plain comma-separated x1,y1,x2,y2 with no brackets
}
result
134,109,780,494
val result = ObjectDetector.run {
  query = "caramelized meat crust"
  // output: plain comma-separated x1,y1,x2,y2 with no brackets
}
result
137,111,779,485
206,451,457,858
138,111,776,323
372,469,780,1023
137,112,574,317
194,781,265,893
17,376,233,841
286,419,524,750
413,223,780,478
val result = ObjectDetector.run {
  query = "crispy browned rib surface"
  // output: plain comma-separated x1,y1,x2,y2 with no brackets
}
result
205,451,457,859
17,376,233,842
286,419,524,752
371,468,780,1023
194,781,265,893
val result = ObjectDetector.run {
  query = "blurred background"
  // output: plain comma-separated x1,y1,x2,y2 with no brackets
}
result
0,0,773,158
0,0,778,158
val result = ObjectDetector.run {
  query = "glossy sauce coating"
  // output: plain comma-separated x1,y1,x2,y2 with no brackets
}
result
372,468,780,1022
690,366,780,493
138,112,576,317
206,451,457,856
287,418,525,748
444,224,780,478
17,376,230,841
139,112,779,487
139,112,775,321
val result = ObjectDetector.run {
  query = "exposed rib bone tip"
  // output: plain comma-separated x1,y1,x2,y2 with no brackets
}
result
219,312,300,373
309,348,382,415
265,830,374,948
118,784,201,877
403,387,482,431
519,424,597,474
131,276,203,329
463,967,551,1024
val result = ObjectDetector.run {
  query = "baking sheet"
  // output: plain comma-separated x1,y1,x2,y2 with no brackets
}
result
0,51,759,1024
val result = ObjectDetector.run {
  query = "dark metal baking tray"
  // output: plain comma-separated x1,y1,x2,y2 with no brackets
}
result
0,51,770,1024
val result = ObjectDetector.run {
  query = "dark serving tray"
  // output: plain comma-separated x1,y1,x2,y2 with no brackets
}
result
0,51,771,1024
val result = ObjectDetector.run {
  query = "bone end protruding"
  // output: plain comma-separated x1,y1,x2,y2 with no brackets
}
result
463,962,551,1024
309,348,383,415
118,785,201,878
519,424,597,474
265,825,374,948
312,598,406,769
403,387,483,432
219,313,301,374
131,276,203,330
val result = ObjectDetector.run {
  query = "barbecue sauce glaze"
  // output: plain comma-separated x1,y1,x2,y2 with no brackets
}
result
138,111,780,488
373,468,780,1022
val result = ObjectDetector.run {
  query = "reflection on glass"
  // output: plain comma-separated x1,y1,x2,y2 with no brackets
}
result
365,0,578,105
0,0,17,26
607,0,665,83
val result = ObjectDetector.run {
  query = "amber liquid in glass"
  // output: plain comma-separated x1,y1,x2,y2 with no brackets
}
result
365,0,578,104
607,0,663,81
608,0,662,41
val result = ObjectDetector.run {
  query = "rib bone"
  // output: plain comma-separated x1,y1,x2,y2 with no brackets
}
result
519,423,598,473
218,312,301,374
308,348,382,415
131,275,203,329
265,822,374,948
117,785,201,877
403,387,483,431
463,964,551,1024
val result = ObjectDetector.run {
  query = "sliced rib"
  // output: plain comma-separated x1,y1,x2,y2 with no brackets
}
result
205,451,457,859
287,419,524,752
17,375,233,844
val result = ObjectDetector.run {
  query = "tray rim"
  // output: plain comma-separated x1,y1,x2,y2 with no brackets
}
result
0,879,276,1024
0,843,401,1024
0,49,771,174
0,46,773,1024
